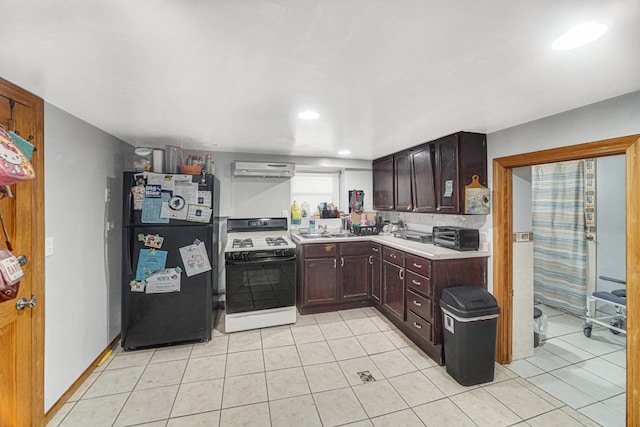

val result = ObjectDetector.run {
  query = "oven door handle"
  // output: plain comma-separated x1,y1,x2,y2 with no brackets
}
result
226,256,297,265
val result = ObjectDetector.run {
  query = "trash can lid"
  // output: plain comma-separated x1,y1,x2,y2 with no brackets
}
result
534,307,542,319
440,286,500,318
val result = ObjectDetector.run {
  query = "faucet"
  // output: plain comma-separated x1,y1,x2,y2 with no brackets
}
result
318,224,328,233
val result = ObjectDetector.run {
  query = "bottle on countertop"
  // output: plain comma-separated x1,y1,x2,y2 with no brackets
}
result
205,154,213,174
291,201,301,224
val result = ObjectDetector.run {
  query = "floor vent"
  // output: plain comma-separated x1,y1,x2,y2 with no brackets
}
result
357,371,376,383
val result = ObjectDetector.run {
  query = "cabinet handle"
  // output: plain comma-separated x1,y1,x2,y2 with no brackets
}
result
413,322,422,329
341,257,344,267
372,247,379,253
333,259,336,268
399,269,404,280
389,205,393,209
369,255,373,265
413,263,422,268
412,280,421,286
412,300,422,307
390,253,397,259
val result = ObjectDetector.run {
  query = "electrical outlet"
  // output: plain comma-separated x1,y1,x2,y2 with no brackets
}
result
516,232,531,242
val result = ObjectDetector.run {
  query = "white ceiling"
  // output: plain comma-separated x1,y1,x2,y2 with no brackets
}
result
1,1,638,160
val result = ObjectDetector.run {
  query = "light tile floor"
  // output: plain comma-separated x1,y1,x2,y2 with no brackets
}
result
47,305,623,427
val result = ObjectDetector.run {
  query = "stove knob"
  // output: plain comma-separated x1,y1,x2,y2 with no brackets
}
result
242,251,250,260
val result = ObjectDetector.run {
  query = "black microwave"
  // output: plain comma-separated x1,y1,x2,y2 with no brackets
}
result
432,226,479,251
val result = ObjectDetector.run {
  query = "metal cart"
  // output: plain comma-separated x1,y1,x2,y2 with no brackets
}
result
583,276,626,337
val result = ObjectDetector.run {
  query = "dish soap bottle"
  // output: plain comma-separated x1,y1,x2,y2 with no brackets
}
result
291,201,301,224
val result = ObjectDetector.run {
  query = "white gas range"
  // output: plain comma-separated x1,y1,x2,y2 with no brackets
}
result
223,217,297,333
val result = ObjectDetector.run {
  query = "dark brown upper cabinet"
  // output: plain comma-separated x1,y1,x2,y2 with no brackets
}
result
372,156,394,210
372,131,487,215
410,145,436,212
394,151,413,211
433,132,487,214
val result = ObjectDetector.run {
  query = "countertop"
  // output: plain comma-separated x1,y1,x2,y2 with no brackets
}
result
290,232,491,260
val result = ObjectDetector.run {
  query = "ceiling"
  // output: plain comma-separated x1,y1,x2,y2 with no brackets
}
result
1,1,638,160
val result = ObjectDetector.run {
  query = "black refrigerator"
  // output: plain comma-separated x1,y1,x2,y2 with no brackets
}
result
121,171,220,351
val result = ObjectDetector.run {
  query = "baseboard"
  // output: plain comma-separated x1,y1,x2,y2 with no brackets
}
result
43,335,120,425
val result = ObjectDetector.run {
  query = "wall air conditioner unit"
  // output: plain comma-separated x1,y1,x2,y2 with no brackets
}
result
232,161,295,178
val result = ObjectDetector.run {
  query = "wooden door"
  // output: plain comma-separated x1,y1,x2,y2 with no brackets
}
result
433,134,460,213
0,78,45,427
369,254,381,302
302,258,338,305
340,254,369,301
411,145,436,212
372,156,394,210
382,261,405,321
394,152,413,211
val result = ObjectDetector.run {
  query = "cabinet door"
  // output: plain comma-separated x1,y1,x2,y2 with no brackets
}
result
382,261,405,321
394,151,413,211
340,254,370,301
411,146,436,213
372,156,394,210
370,255,381,302
433,134,460,213
303,258,338,305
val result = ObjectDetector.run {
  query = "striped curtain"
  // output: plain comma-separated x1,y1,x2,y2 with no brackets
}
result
532,160,587,315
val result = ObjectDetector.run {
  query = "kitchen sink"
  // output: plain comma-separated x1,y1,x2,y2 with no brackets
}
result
298,232,354,239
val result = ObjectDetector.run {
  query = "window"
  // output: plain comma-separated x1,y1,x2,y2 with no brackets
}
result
291,172,340,216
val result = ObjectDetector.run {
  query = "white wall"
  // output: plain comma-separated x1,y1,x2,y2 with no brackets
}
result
596,155,626,293
512,167,532,232
44,103,133,411
486,90,640,293
185,150,372,219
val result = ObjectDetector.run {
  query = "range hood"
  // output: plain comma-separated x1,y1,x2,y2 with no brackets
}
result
232,161,295,178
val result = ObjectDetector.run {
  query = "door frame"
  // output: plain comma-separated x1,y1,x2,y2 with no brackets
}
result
0,77,45,425
492,134,639,425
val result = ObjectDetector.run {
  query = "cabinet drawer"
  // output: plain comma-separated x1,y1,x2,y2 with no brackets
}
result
406,310,433,342
383,246,405,266
406,289,432,321
406,271,432,297
304,243,338,258
340,241,371,256
406,254,430,277
370,243,382,256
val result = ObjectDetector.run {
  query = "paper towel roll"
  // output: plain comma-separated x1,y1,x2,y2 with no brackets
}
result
152,149,165,173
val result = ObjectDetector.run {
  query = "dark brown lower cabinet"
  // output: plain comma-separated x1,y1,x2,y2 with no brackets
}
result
297,241,371,314
302,258,338,305
369,243,382,302
296,240,488,365
382,261,404,321
375,247,488,365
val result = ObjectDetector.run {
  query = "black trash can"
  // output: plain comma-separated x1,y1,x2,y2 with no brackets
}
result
440,286,501,386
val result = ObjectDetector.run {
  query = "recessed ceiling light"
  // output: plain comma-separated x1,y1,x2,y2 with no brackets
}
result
552,22,607,51
297,111,320,120
338,150,351,155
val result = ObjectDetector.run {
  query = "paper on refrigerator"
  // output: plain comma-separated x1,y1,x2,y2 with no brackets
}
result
179,241,211,277
145,268,182,293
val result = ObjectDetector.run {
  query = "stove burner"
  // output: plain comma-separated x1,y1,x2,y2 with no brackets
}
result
232,238,253,248
266,237,289,246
